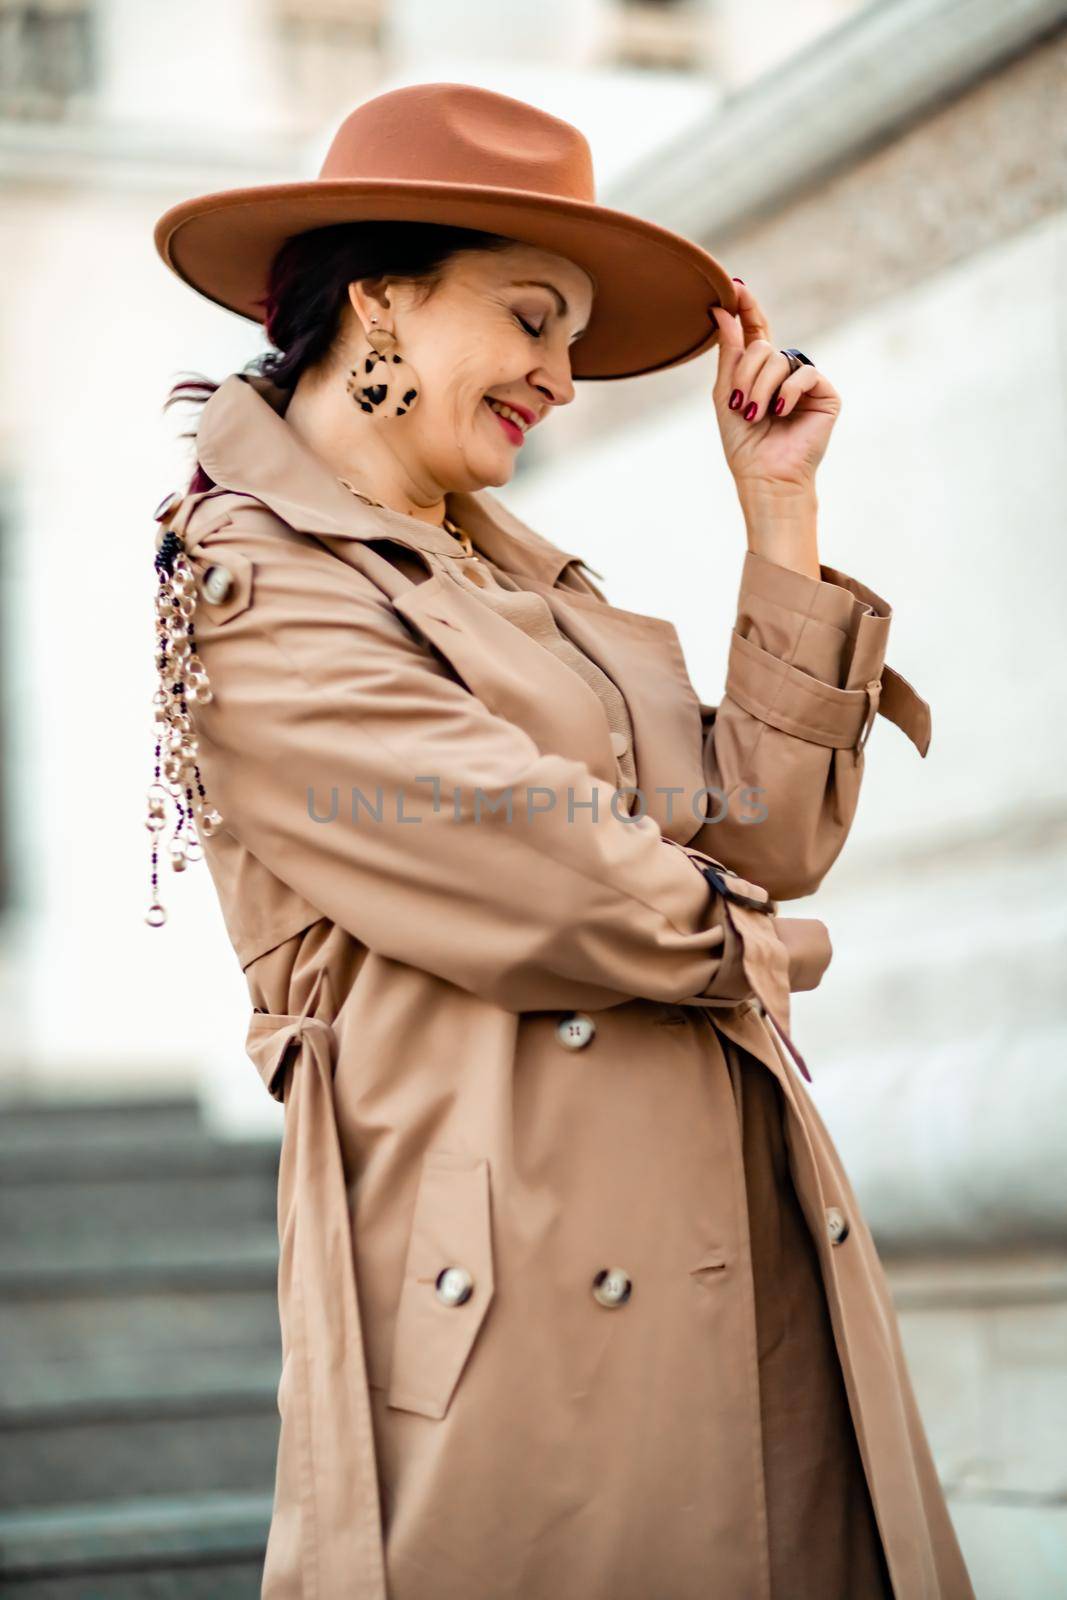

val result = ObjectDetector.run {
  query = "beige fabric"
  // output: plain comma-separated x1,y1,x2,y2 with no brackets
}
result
445,543,892,1597
448,551,639,796
162,371,971,1600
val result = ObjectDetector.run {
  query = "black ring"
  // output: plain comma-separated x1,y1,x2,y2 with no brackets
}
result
781,348,814,372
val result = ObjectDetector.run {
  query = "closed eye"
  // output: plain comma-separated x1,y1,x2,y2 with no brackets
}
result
514,314,542,338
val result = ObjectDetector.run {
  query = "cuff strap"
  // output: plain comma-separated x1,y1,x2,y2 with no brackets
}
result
725,630,931,757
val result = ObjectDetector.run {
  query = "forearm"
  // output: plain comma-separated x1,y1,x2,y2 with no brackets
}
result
737,480,821,581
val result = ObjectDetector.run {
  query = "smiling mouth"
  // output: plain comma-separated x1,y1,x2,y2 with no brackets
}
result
482,395,529,445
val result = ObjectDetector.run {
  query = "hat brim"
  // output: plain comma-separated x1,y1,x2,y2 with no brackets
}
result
154,178,737,381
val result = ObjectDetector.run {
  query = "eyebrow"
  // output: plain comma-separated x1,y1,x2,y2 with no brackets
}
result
508,279,589,338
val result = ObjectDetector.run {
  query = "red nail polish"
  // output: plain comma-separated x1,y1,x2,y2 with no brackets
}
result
732,277,745,284
773,397,785,415
729,389,743,410
743,401,757,421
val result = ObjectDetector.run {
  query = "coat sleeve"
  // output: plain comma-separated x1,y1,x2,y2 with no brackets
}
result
687,549,932,900
183,510,828,1017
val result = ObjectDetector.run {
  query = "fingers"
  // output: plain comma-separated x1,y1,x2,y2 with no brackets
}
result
729,279,774,347
726,342,793,423
710,304,745,405
710,302,745,358
773,362,838,417
711,283,838,425
710,276,777,410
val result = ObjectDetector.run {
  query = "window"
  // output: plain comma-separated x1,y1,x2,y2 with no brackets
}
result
0,1,97,122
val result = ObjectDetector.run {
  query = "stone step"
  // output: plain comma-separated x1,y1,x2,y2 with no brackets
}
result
1,1255,282,1509
0,1098,285,1577
0,1166,280,1252
0,1095,206,1147
0,1490,271,1593
2,1285,279,1394
0,1127,280,1182
0,1231,279,1292
1,1267,283,1446
2,1393,280,1511
1,1339,281,1420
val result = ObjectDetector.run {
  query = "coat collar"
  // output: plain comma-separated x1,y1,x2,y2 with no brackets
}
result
191,370,589,587
185,370,711,849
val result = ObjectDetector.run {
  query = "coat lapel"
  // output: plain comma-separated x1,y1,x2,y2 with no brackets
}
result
392,574,622,788
189,371,709,841
513,578,709,845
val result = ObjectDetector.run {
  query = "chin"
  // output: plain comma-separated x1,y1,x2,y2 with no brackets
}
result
455,450,515,491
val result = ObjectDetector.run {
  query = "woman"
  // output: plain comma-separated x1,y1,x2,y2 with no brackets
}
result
149,83,973,1599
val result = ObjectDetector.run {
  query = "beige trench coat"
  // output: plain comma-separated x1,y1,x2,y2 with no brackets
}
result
164,371,974,1599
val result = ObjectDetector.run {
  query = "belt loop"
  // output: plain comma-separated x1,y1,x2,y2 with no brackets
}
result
855,677,882,761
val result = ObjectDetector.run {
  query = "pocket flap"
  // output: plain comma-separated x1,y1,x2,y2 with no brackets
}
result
387,1151,495,1421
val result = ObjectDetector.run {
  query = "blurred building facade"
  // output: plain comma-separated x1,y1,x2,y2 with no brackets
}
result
1,0,1065,1591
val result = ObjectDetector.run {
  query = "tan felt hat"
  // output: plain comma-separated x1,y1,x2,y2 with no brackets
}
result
153,81,737,381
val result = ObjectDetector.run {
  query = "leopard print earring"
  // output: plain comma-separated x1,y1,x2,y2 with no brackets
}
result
346,316,421,418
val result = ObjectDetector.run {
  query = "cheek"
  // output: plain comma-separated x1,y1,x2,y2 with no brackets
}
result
440,360,509,440
409,349,473,412
404,329,522,458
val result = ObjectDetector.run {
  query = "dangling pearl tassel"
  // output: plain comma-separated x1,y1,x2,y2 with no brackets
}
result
145,498,222,928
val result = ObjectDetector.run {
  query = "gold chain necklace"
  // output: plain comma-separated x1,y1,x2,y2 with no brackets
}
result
338,476,478,560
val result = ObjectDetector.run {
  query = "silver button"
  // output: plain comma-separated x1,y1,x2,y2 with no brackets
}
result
435,1265,474,1306
201,564,233,604
826,1206,850,1245
556,1013,596,1050
592,1267,632,1308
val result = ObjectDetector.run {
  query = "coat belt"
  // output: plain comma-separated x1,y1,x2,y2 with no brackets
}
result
245,968,388,1600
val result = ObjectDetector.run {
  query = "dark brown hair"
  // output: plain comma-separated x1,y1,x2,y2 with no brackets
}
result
163,220,516,492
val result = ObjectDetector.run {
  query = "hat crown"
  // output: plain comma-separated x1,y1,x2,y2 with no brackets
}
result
318,82,597,203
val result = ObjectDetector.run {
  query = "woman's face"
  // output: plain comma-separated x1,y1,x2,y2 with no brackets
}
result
344,242,595,494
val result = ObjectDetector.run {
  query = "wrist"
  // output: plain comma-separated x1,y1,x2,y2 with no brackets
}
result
736,479,819,577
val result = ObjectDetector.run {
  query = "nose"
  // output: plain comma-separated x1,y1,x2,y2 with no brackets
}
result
530,349,576,411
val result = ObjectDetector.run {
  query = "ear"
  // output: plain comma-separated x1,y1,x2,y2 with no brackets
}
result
347,277,393,338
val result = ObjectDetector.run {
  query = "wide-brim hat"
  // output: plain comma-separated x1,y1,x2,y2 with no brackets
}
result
153,81,737,382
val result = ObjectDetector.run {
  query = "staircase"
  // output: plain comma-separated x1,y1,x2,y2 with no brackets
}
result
0,1095,283,1596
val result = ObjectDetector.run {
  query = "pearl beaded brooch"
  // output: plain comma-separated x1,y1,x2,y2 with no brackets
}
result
145,492,222,927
